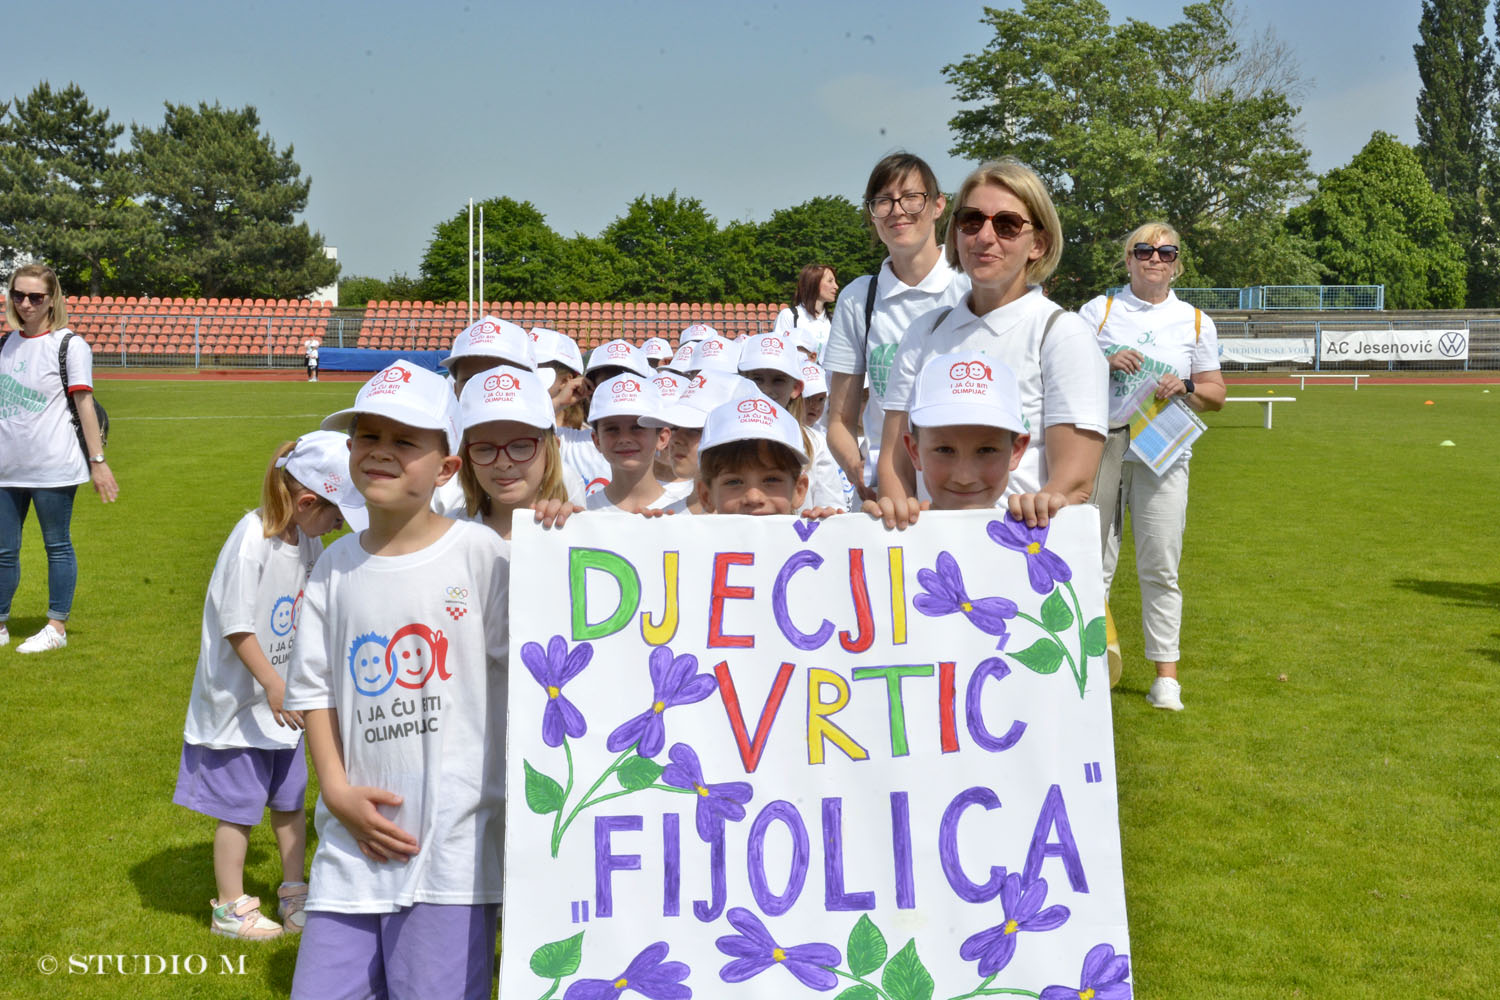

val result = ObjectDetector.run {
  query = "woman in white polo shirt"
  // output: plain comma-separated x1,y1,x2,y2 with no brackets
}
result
771,264,839,358
1077,222,1225,711
878,159,1107,510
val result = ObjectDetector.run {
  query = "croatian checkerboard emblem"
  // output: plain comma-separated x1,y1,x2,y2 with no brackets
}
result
445,585,469,621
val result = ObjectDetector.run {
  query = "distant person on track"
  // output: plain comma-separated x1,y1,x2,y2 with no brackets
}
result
304,339,319,382
0,264,118,654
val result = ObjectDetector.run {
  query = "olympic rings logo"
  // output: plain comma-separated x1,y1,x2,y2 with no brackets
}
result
738,398,775,415
446,587,469,600
949,361,993,381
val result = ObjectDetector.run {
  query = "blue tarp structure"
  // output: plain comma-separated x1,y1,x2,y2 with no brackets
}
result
319,348,448,373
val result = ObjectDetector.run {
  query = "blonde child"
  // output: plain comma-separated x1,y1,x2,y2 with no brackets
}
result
584,374,689,514
173,430,358,940
530,327,597,505
285,361,510,1000
865,351,1067,529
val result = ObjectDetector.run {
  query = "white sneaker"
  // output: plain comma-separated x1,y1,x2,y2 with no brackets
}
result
17,624,67,654
0,626,9,647
1146,676,1183,711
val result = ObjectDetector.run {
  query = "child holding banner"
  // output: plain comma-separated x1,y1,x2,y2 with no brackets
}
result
695,391,811,515
864,350,1067,529
585,375,692,514
737,332,848,512
285,361,510,1000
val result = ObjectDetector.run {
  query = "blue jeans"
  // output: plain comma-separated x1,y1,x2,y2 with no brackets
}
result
0,485,79,622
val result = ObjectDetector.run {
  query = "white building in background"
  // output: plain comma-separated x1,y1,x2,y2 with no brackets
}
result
312,246,338,306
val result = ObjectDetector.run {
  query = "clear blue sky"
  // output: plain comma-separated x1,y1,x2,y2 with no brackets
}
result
14,0,1422,282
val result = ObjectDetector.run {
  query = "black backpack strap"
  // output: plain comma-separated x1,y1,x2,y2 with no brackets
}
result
860,272,879,363
58,332,91,458
790,307,798,328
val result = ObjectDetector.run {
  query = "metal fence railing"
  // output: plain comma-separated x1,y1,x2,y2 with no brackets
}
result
1113,285,1386,311
1214,318,1496,371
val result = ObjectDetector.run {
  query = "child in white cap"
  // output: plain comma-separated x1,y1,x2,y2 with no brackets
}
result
642,336,673,368
737,332,848,512
641,371,758,514
285,361,511,1000
440,315,534,394
457,368,580,538
174,430,360,941
584,374,688,514
646,370,692,501
695,392,812,515
530,328,598,503
865,351,1067,529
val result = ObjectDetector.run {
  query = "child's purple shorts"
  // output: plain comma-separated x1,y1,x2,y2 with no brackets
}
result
172,740,307,826
290,903,498,1000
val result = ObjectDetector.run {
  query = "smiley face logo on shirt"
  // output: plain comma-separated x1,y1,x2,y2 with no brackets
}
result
348,632,395,696
389,623,452,689
269,595,296,637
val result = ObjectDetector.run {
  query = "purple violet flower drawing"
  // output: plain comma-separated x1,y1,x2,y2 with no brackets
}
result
715,907,841,991
607,646,717,758
660,743,753,840
520,635,592,747
913,551,1018,637
1039,942,1132,1000
562,941,691,999
988,516,1073,594
958,873,1071,976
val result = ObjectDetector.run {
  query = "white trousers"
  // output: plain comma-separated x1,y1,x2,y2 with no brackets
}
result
1103,460,1189,663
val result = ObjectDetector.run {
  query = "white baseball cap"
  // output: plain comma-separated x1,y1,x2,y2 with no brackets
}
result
698,391,809,466
642,337,673,361
678,323,717,346
664,342,697,373
907,351,1026,434
442,315,534,371
691,334,741,373
737,332,804,382
530,327,585,374
650,370,687,404
588,372,663,423
322,360,462,454
586,339,653,379
459,367,556,432
641,370,756,429
799,361,829,398
277,430,365,510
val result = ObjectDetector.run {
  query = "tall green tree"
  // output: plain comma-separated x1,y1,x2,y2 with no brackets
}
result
1414,0,1496,305
421,197,570,302
131,102,336,298
0,82,155,295
600,192,726,302
1286,132,1466,309
755,195,886,302
944,0,1310,303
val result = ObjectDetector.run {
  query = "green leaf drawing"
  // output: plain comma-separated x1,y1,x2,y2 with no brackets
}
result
836,986,879,1000
524,760,565,814
1083,615,1107,656
617,753,665,791
880,939,934,1000
529,931,584,978
1040,588,1074,632
1012,637,1065,674
846,913,888,978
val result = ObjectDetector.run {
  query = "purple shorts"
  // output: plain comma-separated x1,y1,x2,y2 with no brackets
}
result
172,740,307,826
291,903,498,1000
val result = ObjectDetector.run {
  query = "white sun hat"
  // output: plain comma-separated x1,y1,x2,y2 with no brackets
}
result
641,370,757,430
322,360,461,454
587,372,663,423
907,351,1026,434
698,391,809,465
642,337,673,361
650,370,687,404
441,315,535,371
664,342,698,373
529,327,585,374
737,332,805,382
678,323,718,346
585,338,653,379
798,361,829,398
691,334,741,373
458,367,556,432
277,430,364,510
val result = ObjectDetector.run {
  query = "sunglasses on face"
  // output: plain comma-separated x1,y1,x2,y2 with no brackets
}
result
1132,244,1179,263
9,291,48,306
952,208,1039,239
466,437,541,466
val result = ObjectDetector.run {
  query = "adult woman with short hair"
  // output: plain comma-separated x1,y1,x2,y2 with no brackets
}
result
0,265,118,653
772,264,839,358
1077,223,1225,711
878,159,1107,512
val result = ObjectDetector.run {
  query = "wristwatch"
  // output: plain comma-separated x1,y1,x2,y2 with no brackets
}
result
1182,378,1196,397
90,454,106,464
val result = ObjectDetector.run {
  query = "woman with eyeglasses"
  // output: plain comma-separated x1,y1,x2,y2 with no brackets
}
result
877,158,1107,517
1077,223,1225,712
1,264,118,654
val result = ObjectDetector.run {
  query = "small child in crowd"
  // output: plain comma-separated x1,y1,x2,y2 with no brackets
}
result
737,332,848,511
434,317,538,515
174,430,358,940
695,391,815,516
285,361,509,1000
585,373,691,513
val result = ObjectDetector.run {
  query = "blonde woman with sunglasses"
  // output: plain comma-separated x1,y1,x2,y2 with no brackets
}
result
1077,223,1226,712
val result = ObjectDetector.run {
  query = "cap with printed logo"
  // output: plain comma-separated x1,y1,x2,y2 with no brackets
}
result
585,339,653,379
737,332,804,382
322,360,462,454
798,362,829,398
664,342,698,373
441,315,535,371
458,367,556,432
678,323,717,346
908,351,1026,434
691,334,742,374
277,430,365,510
641,370,756,429
587,373,663,423
650,370,687,405
698,391,809,465
642,337,673,361
529,327,585,374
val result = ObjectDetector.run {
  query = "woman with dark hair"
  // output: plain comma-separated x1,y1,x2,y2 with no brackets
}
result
1,264,118,653
772,264,839,358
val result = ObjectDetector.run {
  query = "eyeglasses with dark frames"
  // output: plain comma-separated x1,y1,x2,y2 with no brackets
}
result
465,437,541,466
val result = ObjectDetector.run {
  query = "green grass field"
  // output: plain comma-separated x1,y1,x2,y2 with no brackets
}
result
0,378,1495,999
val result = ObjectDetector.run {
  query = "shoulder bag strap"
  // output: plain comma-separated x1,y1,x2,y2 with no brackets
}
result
861,273,879,362
58,332,90,458
1095,295,1115,334
1194,308,1202,342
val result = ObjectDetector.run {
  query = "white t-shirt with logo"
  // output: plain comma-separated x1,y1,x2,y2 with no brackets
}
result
819,258,969,482
559,426,610,501
884,286,1108,496
1078,288,1219,461
183,510,323,750
285,520,510,913
0,328,94,488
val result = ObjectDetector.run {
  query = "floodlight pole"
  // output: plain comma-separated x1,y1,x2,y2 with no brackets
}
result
467,198,475,325
479,204,485,316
